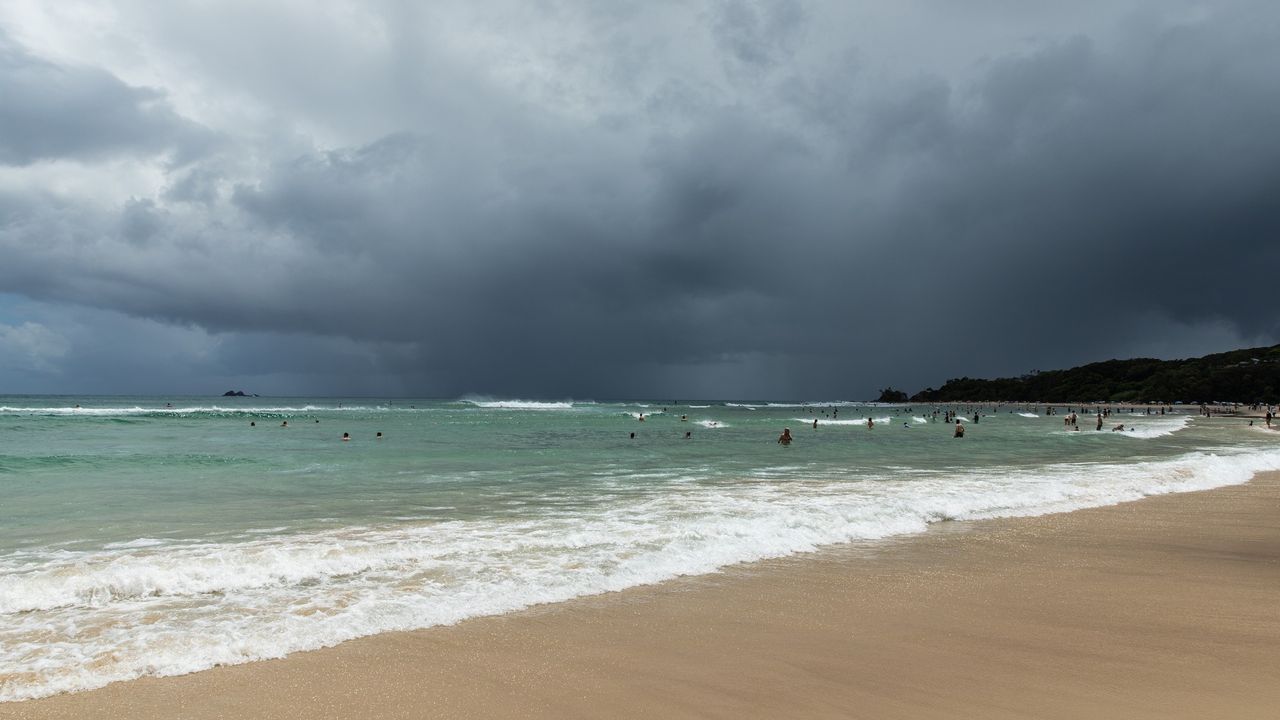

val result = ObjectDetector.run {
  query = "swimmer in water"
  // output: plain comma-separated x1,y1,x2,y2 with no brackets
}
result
342,432,350,441
954,420,965,438
778,428,793,445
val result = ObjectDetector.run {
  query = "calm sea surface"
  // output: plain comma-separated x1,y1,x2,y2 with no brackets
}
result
2,395,1277,700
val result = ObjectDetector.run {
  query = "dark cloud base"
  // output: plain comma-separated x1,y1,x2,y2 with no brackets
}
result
1,3,1277,399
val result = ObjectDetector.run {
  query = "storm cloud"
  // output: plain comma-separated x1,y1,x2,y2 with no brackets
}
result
0,1,1277,398
0,32,211,165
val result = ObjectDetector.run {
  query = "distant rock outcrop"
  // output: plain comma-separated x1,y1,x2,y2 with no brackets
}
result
222,390,248,397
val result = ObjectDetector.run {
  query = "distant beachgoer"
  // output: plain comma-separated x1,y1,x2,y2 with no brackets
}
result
342,432,350,441
315,419,320,423
281,420,288,427
867,417,874,429
1112,424,1125,432
685,431,692,439
638,413,645,422
250,421,256,427
681,415,688,422
973,412,979,423
376,432,383,438
1267,411,1273,428
954,421,965,438
1096,414,1103,431
630,432,635,439
813,419,818,429
778,428,793,445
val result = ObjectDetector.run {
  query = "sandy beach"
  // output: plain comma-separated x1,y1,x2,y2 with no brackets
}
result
5,471,1279,719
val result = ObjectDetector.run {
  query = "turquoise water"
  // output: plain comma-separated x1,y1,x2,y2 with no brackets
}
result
2,395,1277,700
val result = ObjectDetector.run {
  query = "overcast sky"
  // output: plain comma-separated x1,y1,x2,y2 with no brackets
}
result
1,1,1277,399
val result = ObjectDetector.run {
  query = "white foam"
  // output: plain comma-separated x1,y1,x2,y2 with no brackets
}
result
101,538,168,550
4,445,1279,701
1018,412,1040,418
464,400,575,410
1115,415,1193,439
0,405,367,416
696,420,727,428
792,416,893,426
913,417,929,424
762,401,867,409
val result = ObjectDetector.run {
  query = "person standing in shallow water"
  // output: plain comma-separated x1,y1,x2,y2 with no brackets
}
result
778,428,793,445
954,420,965,438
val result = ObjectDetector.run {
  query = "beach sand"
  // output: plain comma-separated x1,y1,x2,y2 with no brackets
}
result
5,472,1279,719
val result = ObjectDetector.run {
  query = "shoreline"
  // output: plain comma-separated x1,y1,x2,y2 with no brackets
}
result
5,472,1280,719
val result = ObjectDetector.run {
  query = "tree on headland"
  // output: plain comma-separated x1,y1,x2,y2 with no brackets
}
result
876,387,909,403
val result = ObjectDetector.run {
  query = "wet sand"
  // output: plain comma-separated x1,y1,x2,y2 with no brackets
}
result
6,472,1280,719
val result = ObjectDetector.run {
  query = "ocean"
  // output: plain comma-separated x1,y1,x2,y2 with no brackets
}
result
2,396,1277,701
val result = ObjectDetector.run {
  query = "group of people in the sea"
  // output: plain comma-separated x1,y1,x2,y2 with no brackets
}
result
771,401,1271,446
229,400,1273,444
247,418,385,440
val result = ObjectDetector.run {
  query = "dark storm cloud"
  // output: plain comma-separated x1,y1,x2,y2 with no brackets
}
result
0,32,213,166
712,0,806,70
1,1,1278,398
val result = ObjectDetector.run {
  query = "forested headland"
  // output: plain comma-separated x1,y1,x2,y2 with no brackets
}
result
881,345,1280,404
